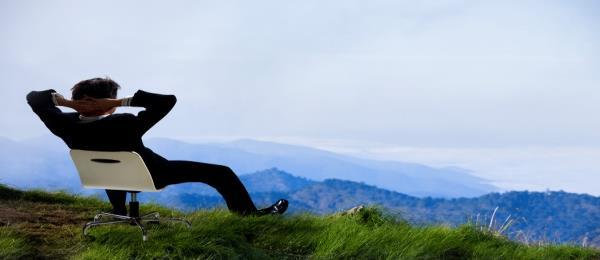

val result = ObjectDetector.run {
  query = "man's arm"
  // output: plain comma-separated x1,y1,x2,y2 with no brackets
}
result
26,89,74,136
125,90,177,134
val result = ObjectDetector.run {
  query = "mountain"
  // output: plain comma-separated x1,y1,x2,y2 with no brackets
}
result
148,168,600,247
0,136,80,191
0,135,497,198
240,167,315,193
145,137,497,197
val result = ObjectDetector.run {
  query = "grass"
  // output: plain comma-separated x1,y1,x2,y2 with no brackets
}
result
0,227,33,259
0,183,598,259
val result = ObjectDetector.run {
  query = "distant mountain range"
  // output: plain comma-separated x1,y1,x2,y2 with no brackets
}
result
0,135,496,198
139,168,599,247
0,135,597,246
147,138,497,197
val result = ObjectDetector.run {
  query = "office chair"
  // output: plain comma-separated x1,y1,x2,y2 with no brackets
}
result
70,149,191,241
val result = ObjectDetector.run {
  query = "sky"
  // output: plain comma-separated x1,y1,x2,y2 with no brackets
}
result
1,1,599,195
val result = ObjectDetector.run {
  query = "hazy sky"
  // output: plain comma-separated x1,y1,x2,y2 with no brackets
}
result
2,1,599,194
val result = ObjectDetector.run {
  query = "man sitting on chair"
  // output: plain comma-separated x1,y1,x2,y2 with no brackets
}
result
26,77,288,216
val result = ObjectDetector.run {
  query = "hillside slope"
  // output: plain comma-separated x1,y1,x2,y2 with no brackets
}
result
1,184,598,259
138,168,600,247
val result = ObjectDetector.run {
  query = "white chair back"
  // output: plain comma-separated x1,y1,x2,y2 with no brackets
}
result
70,149,161,192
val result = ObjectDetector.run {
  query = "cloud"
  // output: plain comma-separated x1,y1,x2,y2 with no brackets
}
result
3,1,599,145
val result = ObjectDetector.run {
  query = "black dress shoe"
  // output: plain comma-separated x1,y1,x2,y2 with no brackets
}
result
257,199,289,216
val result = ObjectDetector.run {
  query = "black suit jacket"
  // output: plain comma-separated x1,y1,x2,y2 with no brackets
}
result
26,89,177,189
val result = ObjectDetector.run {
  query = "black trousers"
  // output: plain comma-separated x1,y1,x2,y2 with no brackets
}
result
105,160,257,215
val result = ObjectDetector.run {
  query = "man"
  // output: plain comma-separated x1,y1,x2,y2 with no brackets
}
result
26,77,288,216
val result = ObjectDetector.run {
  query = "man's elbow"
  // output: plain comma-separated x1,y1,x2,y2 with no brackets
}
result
168,95,177,106
26,91,38,105
26,89,53,104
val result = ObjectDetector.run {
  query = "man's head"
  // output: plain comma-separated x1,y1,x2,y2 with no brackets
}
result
71,77,120,116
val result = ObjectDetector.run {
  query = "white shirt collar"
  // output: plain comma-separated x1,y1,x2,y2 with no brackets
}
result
78,114,108,123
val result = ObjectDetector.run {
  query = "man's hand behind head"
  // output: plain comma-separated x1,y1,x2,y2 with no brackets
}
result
73,97,120,116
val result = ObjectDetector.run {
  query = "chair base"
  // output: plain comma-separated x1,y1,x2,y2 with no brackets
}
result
83,211,192,241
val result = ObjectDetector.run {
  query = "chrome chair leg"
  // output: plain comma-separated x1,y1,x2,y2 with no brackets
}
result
140,211,160,219
138,212,192,228
95,212,131,221
83,219,130,235
162,217,192,228
140,211,160,224
82,211,192,241
131,218,148,241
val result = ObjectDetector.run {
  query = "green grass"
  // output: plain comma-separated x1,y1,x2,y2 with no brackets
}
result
0,183,598,259
0,227,34,259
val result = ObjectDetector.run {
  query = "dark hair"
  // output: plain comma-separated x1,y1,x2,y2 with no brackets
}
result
71,77,120,100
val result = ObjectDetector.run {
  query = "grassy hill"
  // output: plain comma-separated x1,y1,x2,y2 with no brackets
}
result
141,169,600,247
1,184,598,259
